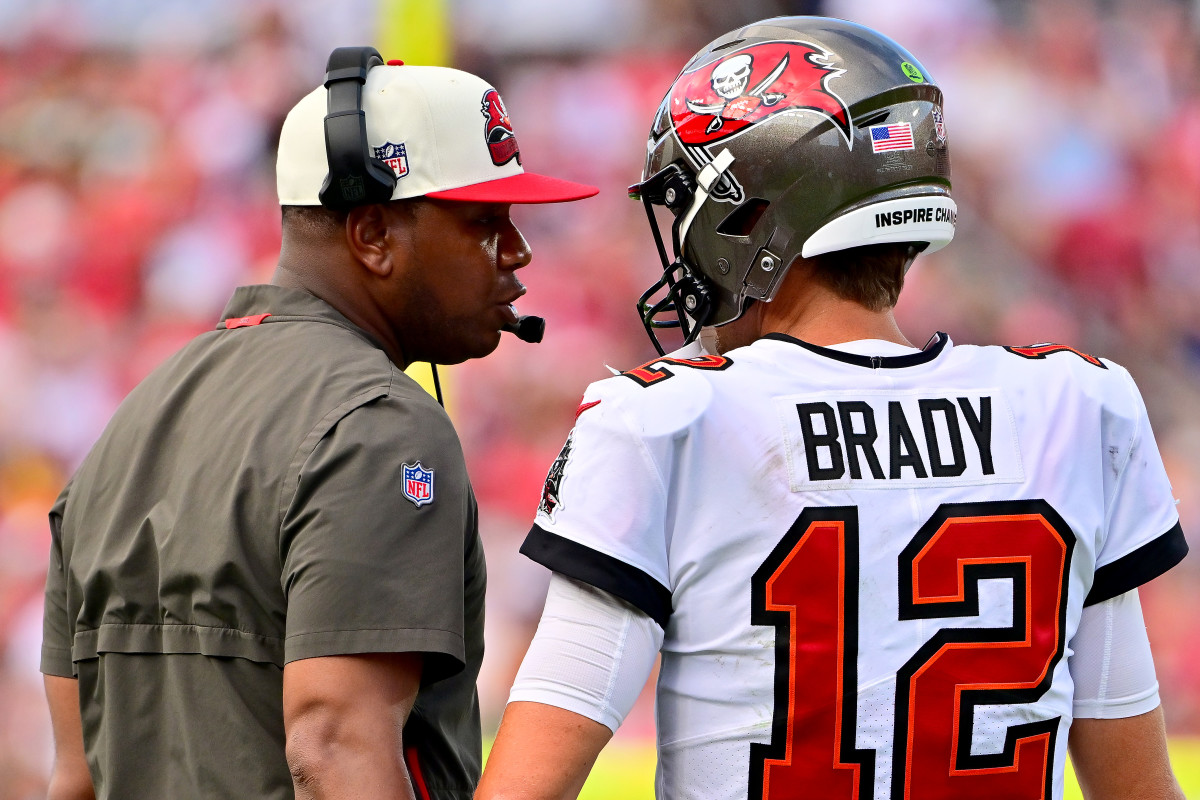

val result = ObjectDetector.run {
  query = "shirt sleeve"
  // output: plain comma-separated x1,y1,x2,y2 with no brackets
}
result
1085,369,1187,605
41,481,76,677
280,392,474,682
521,383,675,627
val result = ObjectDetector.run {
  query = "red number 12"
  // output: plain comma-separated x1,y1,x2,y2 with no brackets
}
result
749,501,1074,800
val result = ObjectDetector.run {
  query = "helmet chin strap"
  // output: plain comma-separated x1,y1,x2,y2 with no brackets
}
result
676,148,735,259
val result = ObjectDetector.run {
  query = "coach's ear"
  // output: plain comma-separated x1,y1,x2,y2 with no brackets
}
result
344,204,402,279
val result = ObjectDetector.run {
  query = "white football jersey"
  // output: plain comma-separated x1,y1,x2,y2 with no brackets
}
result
522,333,1186,800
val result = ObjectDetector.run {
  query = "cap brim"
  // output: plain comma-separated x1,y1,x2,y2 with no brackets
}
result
425,172,598,204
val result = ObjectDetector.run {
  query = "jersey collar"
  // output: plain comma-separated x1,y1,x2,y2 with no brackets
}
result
761,331,949,369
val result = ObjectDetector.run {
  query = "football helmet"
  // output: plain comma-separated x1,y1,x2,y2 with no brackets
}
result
630,16,955,354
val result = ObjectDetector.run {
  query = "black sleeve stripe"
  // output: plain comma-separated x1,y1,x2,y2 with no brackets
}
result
520,525,673,628
1085,523,1188,607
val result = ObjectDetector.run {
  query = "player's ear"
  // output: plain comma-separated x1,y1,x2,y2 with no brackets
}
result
345,204,396,278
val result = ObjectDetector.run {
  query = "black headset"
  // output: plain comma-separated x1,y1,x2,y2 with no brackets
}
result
318,46,398,211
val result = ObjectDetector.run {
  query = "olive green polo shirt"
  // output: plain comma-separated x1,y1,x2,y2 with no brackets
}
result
42,285,484,799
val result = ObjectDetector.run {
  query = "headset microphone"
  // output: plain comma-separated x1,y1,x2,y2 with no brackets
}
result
502,315,546,344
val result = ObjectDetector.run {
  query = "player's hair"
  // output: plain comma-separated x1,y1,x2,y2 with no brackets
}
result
809,242,917,311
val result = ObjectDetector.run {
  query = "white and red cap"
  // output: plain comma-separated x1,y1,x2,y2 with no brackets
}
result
277,62,598,205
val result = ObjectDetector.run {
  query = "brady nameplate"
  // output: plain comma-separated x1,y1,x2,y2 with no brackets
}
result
778,388,1023,491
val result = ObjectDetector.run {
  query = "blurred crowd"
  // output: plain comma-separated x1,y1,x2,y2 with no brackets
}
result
0,0,1198,795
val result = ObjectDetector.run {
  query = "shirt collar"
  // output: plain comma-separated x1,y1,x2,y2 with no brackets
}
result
217,285,385,351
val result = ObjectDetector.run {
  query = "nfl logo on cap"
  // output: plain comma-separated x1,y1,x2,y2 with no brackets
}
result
374,141,409,178
402,461,434,507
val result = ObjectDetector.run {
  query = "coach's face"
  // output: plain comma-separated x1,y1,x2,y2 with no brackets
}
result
386,199,532,365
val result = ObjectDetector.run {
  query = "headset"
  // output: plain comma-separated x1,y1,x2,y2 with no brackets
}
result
318,46,398,211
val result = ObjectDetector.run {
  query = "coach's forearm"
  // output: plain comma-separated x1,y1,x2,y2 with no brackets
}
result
44,675,96,800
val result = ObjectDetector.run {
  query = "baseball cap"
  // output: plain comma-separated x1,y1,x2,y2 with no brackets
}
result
277,63,598,205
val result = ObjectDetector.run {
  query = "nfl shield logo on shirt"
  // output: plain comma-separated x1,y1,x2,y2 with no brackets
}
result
402,461,434,507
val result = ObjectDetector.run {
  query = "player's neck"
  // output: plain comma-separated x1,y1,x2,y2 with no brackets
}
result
714,268,912,353
767,258,912,347
763,297,911,348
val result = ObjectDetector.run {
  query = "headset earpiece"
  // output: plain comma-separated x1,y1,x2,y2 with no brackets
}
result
318,46,398,211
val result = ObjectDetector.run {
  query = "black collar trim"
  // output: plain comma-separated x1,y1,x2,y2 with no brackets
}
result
761,331,949,369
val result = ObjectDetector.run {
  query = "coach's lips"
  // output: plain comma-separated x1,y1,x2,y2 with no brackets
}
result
499,285,526,324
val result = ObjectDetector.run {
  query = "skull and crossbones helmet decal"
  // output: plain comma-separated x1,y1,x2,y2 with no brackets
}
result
712,55,753,99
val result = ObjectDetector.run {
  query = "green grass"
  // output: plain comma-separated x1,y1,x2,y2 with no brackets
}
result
558,736,1200,799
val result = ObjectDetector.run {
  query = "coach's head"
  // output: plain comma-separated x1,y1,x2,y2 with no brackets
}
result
273,49,596,368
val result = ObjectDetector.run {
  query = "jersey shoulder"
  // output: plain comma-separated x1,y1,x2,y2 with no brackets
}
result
579,350,734,438
958,340,1140,413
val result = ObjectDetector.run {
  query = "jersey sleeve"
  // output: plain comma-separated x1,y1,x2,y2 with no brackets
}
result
280,392,474,682
521,380,682,628
1085,367,1187,605
41,480,75,678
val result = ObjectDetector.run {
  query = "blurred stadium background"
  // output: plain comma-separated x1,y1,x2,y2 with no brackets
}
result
0,0,1197,796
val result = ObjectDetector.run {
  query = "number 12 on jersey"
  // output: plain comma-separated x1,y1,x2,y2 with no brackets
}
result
749,501,1074,800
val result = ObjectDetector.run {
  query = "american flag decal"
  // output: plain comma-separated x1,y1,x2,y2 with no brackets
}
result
870,122,915,153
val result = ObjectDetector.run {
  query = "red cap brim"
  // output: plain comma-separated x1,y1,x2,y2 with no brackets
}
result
425,172,598,204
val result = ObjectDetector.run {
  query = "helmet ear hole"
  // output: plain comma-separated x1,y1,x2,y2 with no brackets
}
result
717,197,771,237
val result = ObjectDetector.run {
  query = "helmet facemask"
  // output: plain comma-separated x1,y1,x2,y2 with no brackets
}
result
631,155,739,356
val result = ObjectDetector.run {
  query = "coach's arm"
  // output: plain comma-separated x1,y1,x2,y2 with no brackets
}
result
1069,706,1185,800
284,652,423,800
44,675,95,800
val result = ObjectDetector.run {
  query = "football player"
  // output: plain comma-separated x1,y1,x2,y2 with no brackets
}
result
476,16,1187,800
